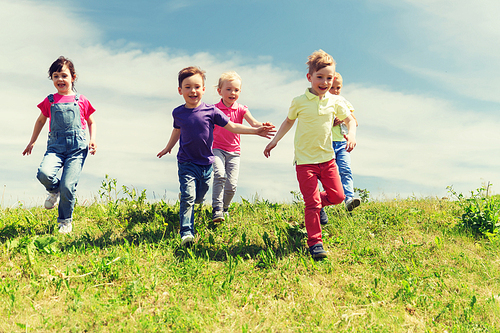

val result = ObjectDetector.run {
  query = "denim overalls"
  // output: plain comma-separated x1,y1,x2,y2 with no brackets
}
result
37,94,88,226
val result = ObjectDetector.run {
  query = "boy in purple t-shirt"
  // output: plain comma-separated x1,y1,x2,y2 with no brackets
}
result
157,66,275,246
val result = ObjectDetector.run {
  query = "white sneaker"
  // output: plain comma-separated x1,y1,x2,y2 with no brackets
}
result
44,192,60,210
181,234,194,246
58,221,72,234
345,198,361,212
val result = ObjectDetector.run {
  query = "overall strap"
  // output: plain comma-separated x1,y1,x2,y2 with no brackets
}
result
74,94,80,102
48,94,54,103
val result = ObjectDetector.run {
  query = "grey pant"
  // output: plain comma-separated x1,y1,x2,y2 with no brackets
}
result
212,148,240,211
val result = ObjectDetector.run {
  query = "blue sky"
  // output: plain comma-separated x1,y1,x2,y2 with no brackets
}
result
1,0,500,207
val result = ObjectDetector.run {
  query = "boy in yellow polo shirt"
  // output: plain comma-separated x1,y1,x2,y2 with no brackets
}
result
264,50,357,259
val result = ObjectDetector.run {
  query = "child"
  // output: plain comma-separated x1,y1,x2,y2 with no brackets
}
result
330,72,360,212
157,66,275,246
264,50,356,259
211,71,271,222
22,56,97,234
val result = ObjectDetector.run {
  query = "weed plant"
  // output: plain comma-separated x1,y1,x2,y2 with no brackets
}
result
0,178,499,332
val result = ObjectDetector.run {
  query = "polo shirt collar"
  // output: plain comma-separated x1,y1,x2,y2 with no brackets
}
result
216,99,238,110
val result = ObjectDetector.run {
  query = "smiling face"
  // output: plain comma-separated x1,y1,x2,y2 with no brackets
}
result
178,73,205,108
329,79,342,95
306,65,335,98
218,79,241,107
51,66,75,95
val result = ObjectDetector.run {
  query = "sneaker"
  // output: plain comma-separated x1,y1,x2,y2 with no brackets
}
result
320,207,328,225
345,198,361,212
44,192,59,210
181,234,194,246
58,221,72,234
309,243,327,259
223,209,230,219
212,210,225,222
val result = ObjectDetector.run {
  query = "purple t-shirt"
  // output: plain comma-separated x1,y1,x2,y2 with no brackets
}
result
173,102,229,165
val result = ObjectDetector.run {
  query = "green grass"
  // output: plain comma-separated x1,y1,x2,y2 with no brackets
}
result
0,181,499,332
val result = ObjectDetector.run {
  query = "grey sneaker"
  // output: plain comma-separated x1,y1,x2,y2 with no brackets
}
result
58,221,72,234
44,192,59,210
223,209,230,219
320,207,328,225
309,243,328,259
345,198,361,212
212,210,225,222
181,234,194,246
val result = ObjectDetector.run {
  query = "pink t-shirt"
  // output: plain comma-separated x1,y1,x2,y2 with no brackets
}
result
212,100,248,154
37,93,96,131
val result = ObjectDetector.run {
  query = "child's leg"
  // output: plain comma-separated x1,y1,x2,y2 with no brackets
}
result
58,148,87,224
178,162,213,237
211,149,226,212
296,164,322,248
333,141,354,201
318,159,345,207
195,164,213,205
37,152,64,193
178,162,198,238
222,153,240,211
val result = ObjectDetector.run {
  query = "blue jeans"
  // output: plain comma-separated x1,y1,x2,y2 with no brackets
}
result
178,162,213,237
37,131,88,223
333,141,354,201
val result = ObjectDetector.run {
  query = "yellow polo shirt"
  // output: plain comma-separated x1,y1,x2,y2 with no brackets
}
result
288,89,350,165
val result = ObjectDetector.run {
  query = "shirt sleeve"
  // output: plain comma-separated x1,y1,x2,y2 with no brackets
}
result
214,107,229,127
36,97,51,117
287,97,299,120
79,95,96,120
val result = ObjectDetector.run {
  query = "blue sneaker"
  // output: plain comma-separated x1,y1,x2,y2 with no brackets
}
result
309,243,327,259
320,207,328,225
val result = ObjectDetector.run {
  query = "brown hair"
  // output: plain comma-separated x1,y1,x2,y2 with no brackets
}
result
48,56,77,89
306,50,335,75
178,66,206,87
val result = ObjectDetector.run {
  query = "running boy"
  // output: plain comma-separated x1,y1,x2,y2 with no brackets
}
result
157,66,275,246
330,72,360,211
212,71,271,222
264,50,356,259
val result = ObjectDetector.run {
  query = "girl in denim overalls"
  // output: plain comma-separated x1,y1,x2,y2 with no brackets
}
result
23,56,97,234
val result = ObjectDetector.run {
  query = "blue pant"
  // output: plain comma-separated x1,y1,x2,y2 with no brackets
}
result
178,162,213,238
37,131,88,224
333,141,354,201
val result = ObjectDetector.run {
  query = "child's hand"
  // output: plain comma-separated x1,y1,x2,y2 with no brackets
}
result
333,117,343,127
157,148,172,158
88,140,97,155
262,121,273,127
264,141,277,158
344,134,357,152
256,124,276,139
22,143,35,156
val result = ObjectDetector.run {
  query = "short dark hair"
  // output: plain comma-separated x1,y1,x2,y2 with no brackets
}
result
178,66,206,87
48,56,77,89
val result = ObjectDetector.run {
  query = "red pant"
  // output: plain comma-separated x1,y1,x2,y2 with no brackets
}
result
296,159,345,247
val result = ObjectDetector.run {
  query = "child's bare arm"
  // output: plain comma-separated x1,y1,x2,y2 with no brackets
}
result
343,115,357,152
263,117,295,158
22,113,47,156
224,121,275,139
157,128,181,158
243,111,273,128
87,115,97,155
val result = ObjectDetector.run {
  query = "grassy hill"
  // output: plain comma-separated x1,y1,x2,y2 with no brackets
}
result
0,179,499,332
